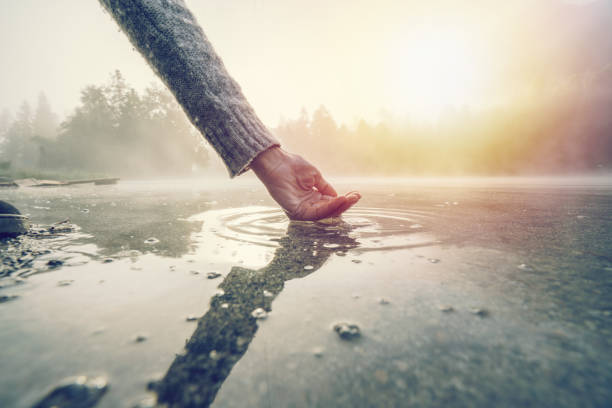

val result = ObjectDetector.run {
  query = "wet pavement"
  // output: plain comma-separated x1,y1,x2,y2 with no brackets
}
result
0,177,611,407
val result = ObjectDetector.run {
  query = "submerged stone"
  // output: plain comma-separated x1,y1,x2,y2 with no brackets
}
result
0,294,19,303
439,305,454,313
470,308,490,317
333,322,361,340
185,315,199,322
47,259,64,268
57,280,74,287
134,334,148,343
32,375,108,408
144,237,159,245
206,271,221,279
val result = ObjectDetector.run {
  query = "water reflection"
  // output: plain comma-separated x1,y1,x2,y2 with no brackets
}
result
154,219,360,406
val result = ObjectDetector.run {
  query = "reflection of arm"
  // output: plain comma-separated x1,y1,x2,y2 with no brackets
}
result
155,222,357,406
98,0,279,177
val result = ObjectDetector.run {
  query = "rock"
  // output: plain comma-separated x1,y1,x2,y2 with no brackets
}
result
439,305,454,313
32,376,108,408
470,308,489,317
47,259,64,268
0,294,19,303
57,280,74,287
0,200,29,238
185,315,199,322
333,322,361,340
134,334,148,343
206,271,221,279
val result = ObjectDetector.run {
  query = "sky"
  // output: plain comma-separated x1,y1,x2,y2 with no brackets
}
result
0,0,609,126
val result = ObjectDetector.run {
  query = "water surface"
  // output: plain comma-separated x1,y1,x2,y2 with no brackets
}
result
1,177,611,407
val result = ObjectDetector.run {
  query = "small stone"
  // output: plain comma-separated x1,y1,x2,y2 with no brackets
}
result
57,279,74,287
134,334,148,343
333,322,361,340
47,259,64,268
0,294,19,303
428,258,440,264
351,259,362,264
144,237,159,245
439,305,454,313
517,264,531,270
102,258,114,263
263,290,273,297
185,315,198,322
251,308,267,320
206,272,221,279
304,265,314,270
221,303,229,309
190,270,200,275
312,347,324,358
378,297,390,305
470,308,489,317
32,376,108,408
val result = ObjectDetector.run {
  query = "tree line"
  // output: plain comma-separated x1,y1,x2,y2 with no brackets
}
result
0,70,207,178
278,65,612,176
1,67,611,178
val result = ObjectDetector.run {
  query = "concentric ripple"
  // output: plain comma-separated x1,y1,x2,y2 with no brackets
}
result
189,206,440,264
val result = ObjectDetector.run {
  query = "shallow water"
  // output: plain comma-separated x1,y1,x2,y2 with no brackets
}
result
1,177,611,407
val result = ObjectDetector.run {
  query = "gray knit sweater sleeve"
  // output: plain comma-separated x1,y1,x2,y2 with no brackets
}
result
98,0,280,177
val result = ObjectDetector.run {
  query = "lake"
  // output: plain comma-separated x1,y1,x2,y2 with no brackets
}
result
1,176,611,407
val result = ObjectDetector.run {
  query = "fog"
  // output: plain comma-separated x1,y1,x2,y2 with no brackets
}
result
0,0,611,178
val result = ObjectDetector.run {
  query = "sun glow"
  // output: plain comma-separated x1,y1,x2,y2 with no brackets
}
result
385,26,488,122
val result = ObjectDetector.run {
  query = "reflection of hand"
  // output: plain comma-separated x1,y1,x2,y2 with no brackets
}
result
251,147,361,221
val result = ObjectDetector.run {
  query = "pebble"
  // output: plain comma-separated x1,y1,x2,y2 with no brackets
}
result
439,305,454,313
185,315,199,322
312,347,324,358
263,290,273,297
102,258,114,263
47,259,64,268
428,258,440,264
333,322,361,340
57,280,74,287
378,297,391,305
32,375,108,408
303,265,314,270
190,270,200,275
470,308,489,317
144,237,159,245
251,308,268,320
206,272,221,279
134,334,148,343
0,294,19,303
351,259,362,264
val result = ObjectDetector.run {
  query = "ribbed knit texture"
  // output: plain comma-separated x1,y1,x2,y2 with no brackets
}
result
98,0,280,177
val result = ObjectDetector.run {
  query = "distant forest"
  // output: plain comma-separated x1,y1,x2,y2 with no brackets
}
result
1,67,611,178
278,65,612,176
0,70,207,178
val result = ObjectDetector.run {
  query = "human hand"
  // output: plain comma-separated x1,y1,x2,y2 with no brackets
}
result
251,147,361,221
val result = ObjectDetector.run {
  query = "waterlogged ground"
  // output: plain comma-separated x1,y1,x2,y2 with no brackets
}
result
1,177,611,407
